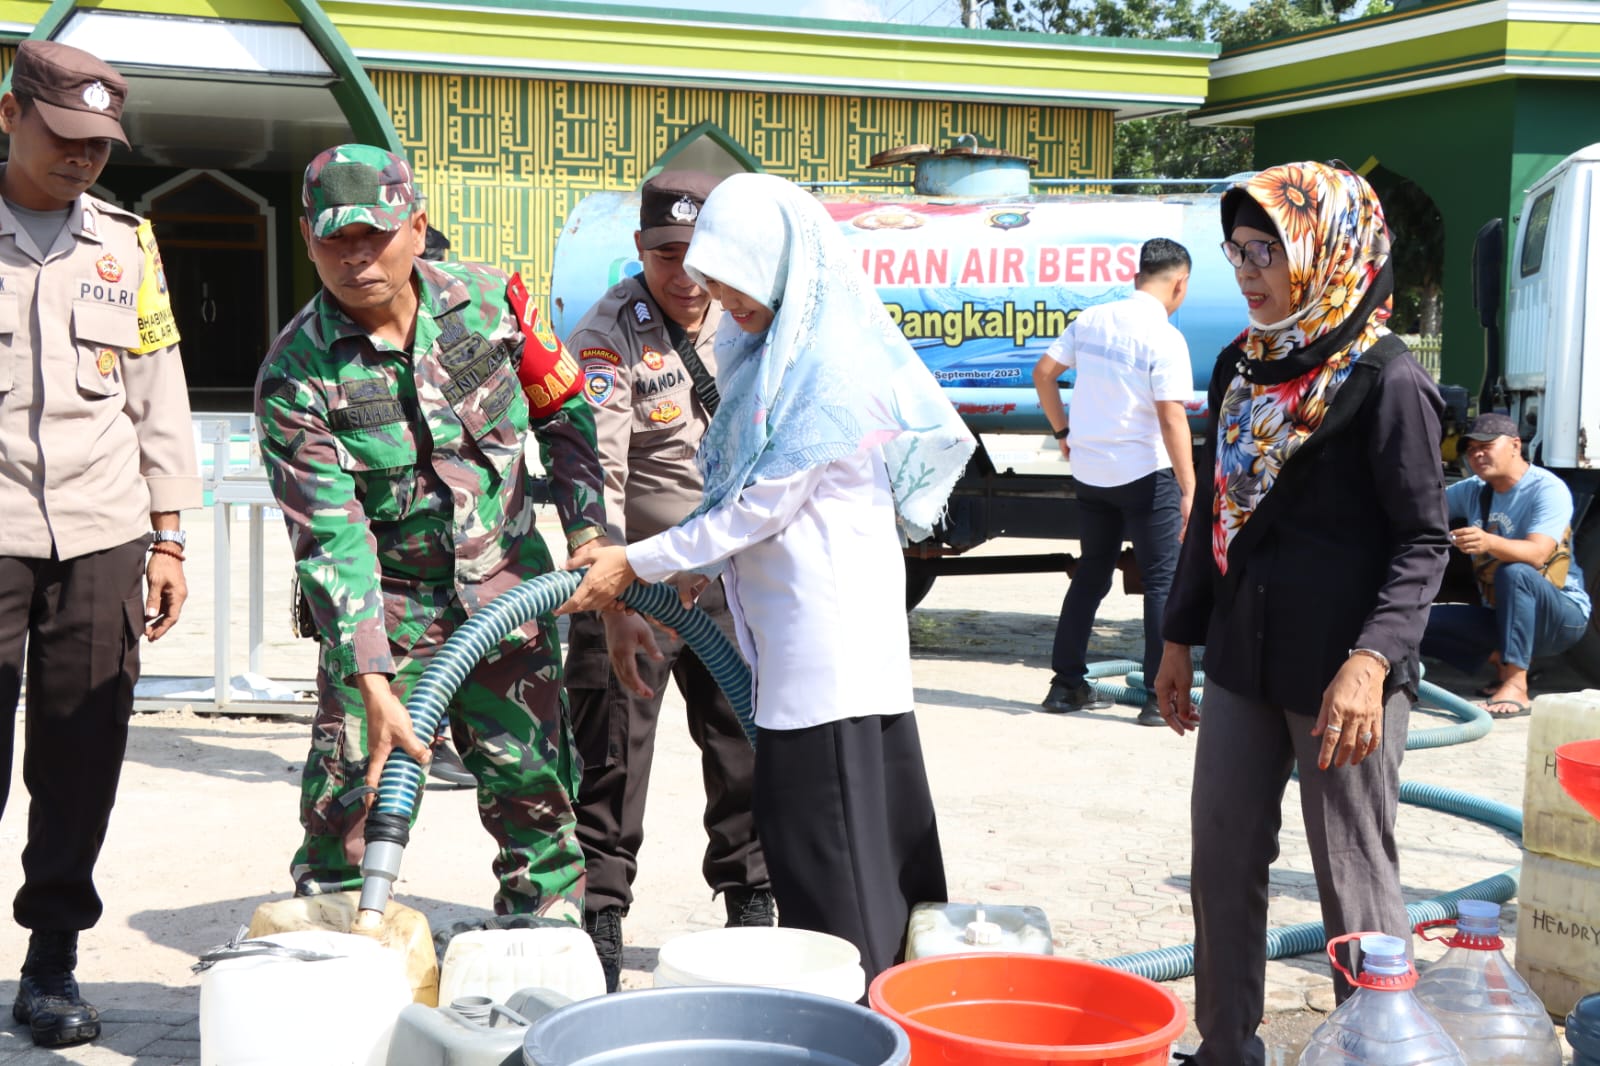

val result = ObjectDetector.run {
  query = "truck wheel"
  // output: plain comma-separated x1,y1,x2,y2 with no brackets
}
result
1564,518,1600,684
905,558,937,611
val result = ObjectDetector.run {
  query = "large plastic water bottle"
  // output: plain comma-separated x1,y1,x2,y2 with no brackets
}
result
1410,901,1562,1065
1298,933,1468,1066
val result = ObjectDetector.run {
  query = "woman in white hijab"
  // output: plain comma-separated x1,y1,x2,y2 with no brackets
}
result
559,172,975,980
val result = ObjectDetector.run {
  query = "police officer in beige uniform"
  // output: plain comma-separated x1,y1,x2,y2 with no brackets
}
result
564,171,771,992
0,41,199,1048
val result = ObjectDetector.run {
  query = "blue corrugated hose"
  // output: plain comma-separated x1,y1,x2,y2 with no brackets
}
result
1086,661,1520,979
357,569,754,915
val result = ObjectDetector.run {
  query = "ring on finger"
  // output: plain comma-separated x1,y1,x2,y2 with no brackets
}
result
1359,731,1375,744
1325,725,1343,734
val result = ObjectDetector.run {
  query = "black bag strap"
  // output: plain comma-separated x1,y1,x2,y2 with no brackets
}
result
664,317,720,418
1479,481,1493,528
1208,333,1410,606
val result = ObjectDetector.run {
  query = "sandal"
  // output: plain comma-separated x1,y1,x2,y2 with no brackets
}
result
1483,698,1532,719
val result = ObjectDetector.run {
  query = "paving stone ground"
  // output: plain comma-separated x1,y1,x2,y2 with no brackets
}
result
0,466,1586,1062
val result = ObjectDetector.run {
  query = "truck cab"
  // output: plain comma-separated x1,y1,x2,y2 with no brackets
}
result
1476,142,1600,678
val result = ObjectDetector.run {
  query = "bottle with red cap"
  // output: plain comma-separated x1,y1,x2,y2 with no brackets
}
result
1298,933,1468,1065
1411,900,1562,1065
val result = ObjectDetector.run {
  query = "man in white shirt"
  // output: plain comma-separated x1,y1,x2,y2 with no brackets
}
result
1032,238,1195,725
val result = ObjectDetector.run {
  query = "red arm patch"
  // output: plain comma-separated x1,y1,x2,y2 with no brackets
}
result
506,273,582,419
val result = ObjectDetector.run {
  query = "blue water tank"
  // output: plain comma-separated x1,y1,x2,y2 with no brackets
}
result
550,157,1243,434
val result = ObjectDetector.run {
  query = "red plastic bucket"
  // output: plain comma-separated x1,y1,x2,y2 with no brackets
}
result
869,952,1186,1065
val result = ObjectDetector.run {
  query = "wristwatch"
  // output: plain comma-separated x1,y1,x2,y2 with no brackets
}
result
1052,424,1069,440
151,530,187,547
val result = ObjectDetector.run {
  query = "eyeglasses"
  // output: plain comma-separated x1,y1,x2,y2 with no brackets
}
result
1220,239,1283,269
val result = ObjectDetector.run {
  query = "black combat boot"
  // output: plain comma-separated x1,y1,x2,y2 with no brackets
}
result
13,930,100,1048
724,887,776,928
583,907,623,994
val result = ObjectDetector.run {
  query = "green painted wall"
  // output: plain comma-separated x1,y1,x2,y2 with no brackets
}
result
1252,81,1517,393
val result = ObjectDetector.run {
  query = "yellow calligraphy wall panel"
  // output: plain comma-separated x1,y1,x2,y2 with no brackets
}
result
370,71,1111,297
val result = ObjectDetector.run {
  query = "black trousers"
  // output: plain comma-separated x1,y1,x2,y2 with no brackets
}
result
1052,468,1182,687
1189,682,1411,1066
753,711,947,983
0,539,146,932
566,579,767,913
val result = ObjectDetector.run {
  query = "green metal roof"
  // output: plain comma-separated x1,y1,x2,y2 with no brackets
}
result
0,0,1216,118
1197,0,1600,125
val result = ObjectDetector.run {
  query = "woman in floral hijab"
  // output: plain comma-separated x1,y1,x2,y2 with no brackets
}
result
1153,163,1450,1066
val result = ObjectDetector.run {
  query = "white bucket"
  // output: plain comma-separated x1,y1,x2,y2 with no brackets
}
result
199,929,411,1066
437,927,605,1006
652,927,865,1003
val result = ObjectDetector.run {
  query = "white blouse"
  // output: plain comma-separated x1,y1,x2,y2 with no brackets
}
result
626,448,914,731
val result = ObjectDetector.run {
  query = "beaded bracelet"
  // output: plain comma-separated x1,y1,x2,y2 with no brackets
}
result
149,541,186,562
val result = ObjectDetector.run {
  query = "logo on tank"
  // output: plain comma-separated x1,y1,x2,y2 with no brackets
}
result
986,208,1032,231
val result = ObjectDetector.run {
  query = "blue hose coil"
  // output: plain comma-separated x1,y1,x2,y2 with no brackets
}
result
1084,659,1524,980
373,570,754,821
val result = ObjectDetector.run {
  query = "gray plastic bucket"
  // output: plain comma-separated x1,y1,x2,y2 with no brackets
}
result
522,985,910,1065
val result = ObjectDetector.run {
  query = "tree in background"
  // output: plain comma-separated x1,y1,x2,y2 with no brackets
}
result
987,0,1383,187
987,0,1443,342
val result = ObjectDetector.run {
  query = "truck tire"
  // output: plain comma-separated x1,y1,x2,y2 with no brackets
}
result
905,558,937,611
1564,518,1600,684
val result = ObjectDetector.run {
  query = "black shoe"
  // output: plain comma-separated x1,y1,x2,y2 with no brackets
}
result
13,931,99,1048
724,888,776,928
583,907,623,994
1137,701,1165,727
426,740,476,789
1040,680,1111,714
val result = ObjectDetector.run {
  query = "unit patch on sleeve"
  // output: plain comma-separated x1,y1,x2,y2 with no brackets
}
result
131,221,180,354
584,364,617,407
581,347,622,365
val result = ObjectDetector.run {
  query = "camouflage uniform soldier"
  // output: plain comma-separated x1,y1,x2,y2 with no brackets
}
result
564,171,772,991
254,145,607,920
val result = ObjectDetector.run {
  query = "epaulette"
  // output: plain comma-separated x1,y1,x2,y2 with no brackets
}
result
83,194,142,227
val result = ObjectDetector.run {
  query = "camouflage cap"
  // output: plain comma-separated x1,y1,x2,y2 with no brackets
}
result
302,144,420,238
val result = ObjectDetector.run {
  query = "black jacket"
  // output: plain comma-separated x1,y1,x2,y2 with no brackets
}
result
1163,342,1451,714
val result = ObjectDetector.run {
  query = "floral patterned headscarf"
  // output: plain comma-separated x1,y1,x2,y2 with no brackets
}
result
1211,162,1394,573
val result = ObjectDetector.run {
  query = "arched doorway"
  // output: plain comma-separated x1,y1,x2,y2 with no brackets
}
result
137,172,277,412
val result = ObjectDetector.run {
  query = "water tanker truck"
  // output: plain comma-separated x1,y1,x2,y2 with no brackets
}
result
549,142,1600,683
550,144,1247,608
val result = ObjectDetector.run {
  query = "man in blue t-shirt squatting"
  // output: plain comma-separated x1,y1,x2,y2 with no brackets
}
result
1421,412,1592,718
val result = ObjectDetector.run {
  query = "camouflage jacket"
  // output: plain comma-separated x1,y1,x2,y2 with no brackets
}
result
255,258,607,681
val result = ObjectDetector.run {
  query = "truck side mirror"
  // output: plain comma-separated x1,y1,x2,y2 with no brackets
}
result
1472,218,1504,328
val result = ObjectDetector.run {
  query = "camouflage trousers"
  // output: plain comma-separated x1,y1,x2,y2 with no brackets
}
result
291,605,585,920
